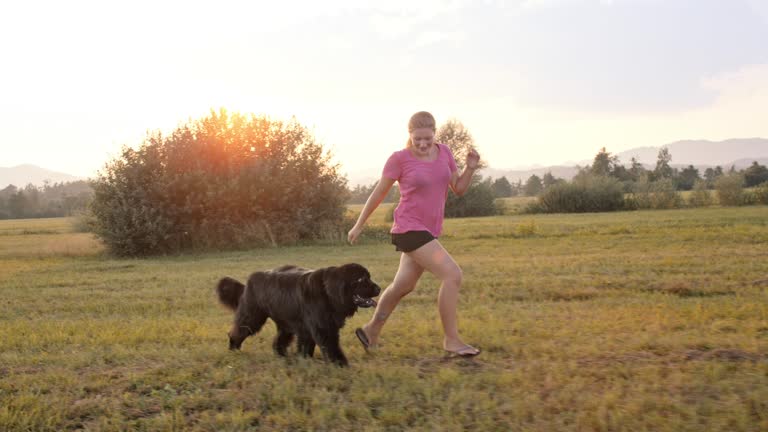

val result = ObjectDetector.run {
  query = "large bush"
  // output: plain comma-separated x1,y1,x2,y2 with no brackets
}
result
715,174,745,206
755,181,768,205
687,180,713,208
444,177,501,218
535,174,625,213
628,178,682,210
91,110,348,256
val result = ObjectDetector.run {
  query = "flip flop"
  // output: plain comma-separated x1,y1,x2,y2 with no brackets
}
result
355,328,371,352
444,345,481,358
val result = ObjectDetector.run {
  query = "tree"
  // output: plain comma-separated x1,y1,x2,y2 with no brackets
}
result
0,185,17,219
0,181,93,220
542,172,564,189
512,179,523,196
0,184,17,199
653,147,673,180
437,119,496,217
590,147,619,177
743,161,768,187
703,167,722,188
608,164,635,193
492,176,513,198
675,165,701,191
609,165,632,182
436,119,486,171
7,190,27,218
524,175,543,196
90,109,349,256
628,157,646,181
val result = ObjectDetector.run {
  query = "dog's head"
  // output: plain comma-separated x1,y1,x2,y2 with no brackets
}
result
324,263,381,309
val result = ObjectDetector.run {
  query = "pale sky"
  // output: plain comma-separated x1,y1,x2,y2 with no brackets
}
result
1,0,767,180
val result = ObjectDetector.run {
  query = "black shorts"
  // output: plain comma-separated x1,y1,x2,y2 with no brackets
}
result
391,230,436,252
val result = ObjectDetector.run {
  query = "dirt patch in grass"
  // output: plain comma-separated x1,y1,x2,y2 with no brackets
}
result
413,356,486,378
578,348,765,367
644,281,735,298
542,288,600,302
683,348,764,362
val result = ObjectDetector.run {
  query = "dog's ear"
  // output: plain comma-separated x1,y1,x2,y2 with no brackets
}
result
216,277,245,311
320,267,348,307
306,268,341,303
307,268,326,298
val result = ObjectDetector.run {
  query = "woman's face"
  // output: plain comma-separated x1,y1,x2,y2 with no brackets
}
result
410,127,435,157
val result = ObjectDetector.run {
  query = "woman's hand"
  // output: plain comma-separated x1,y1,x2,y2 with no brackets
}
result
347,225,363,245
466,148,480,170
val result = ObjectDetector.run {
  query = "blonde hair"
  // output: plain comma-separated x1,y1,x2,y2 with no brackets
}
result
406,111,436,148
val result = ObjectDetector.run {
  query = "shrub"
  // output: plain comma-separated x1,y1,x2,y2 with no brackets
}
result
536,174,624,213
687,180,713,208
521,200,545,214
71,210,96,233
444,177,501,218
628,178,683,210
627,178,651,210
715,174,745,206
755,181,768,205
90,110,348,256
649,179,683,209
742,190,759,206
385,202,395,223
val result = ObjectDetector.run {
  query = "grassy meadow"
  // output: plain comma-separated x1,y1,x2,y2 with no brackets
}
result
1,205,768,431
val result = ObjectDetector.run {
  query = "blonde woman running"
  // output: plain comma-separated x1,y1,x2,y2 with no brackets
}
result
348,111,480,358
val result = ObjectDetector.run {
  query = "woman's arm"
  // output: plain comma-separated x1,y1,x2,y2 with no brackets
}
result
449,148,480,196
348,176,396,244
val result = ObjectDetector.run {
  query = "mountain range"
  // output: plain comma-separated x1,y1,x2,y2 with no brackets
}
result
0,164,85,189
4,138,767,188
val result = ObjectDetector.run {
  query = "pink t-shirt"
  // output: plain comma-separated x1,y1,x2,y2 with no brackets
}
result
382,143,458,237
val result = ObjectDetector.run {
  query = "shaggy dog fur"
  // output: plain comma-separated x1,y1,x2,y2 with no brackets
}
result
216,263,381,366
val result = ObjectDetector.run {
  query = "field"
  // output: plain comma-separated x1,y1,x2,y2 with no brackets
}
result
1,205,768,431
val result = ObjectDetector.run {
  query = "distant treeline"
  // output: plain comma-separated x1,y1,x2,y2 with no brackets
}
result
338,146,768,205
347,147,768,215
347,182,399,204
517,148,768,197
0,181,92,219
522,148,768,214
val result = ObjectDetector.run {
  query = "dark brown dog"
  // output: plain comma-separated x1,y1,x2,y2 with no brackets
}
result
216,263,380,366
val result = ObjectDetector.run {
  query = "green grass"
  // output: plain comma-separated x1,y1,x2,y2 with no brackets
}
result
1,207,768,431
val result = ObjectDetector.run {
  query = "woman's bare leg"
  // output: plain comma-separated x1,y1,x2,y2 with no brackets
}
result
407,239,477,354
361,252,424,346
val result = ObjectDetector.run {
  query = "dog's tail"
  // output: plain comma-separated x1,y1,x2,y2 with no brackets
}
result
216,277,245,311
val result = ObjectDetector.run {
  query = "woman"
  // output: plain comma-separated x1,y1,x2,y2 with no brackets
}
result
347,111,480,357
